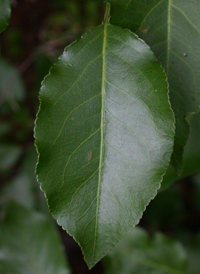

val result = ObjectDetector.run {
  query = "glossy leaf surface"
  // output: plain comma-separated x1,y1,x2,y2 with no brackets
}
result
0,202,70,274
104,227,188,274
35,21,174,267
109,0,200,173
0,0,11,33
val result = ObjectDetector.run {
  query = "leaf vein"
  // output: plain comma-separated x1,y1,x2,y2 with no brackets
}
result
50,93,101,149
172,4,200,35
49,54,102,112
61,128,101,188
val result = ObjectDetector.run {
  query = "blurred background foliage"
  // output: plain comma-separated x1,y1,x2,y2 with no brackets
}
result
0,0,200,273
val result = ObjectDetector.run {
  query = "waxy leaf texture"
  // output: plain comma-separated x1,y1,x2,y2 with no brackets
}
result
109,0,200,173
35,22,175,268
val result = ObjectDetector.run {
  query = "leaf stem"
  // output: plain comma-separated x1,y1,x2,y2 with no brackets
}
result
103,2,111,24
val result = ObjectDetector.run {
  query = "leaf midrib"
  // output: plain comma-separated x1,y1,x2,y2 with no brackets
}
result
166,0,172,76
92,20,108,261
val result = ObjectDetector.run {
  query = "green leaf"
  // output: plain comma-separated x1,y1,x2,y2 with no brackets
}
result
161,111,200,191
183,233,200,274
35,16,175,267
109,0,200,173
0,58,25,110
0,146,51,217
0,173,35,208
0,143,22,174
0,202,70,274
175,231,200,274
0,0,11,33
104,227,188,274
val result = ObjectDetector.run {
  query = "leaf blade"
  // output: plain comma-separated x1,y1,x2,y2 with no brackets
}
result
35,23,175,267
109,0,200,173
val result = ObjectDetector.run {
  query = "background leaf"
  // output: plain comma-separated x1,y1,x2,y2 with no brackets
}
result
104,227,188,274
0,143,22,174
0,202,70,274
0,0,11,33
161,111,200,191
0,58,25,111
35,20,175,267
183,233,200,274
0,147,50,214
109,0,200,173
